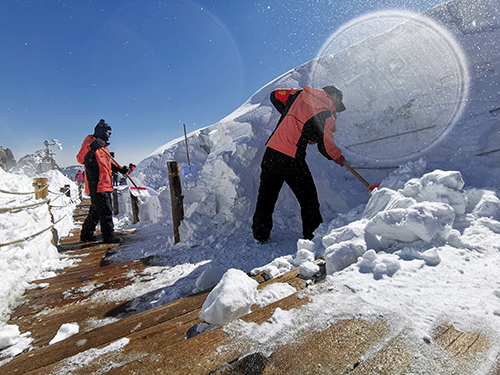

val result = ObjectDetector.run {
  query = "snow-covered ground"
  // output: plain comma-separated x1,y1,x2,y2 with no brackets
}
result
1,0,500,372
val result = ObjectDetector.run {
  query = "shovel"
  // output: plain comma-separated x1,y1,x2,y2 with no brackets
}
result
102,149,159,198
344,161,380,192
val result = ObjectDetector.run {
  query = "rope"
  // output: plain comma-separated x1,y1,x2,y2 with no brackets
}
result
0,199,51,213
0,184,49,196
0,211,68,248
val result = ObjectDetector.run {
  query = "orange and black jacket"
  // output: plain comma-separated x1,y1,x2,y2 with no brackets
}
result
76,135,119,195
266,86,342,161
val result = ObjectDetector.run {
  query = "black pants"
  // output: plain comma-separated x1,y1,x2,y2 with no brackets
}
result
252,148,322,242
81,191,115,241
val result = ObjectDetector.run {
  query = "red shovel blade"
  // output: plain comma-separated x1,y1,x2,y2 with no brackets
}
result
368,183,380,191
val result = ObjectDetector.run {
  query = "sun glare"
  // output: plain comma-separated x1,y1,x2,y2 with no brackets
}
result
311,11,469,166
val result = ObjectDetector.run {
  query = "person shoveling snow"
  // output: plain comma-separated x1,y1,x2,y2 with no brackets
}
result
252,85,347,244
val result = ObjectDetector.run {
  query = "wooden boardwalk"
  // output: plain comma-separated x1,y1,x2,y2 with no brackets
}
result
2,200,498,374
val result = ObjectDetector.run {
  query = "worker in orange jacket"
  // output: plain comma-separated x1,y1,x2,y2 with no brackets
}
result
77,119,128,243
252,86,346,244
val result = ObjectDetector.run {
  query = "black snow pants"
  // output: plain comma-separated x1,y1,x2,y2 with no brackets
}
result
252,147,323,242
81,191,115,241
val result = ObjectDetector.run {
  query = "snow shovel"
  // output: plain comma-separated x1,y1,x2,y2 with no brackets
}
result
102,149,159,197
344,161,380,192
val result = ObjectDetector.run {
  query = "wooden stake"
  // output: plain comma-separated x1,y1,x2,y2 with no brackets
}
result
130,192,139,224
167,161,184,244
33,178,48,199
112,188,119,216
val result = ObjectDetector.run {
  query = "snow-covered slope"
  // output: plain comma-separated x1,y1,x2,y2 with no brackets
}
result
131,0,500,247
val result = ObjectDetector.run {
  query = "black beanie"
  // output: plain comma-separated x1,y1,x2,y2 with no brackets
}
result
93,119,112,141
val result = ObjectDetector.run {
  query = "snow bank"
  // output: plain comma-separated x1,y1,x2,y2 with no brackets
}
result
0,167,77,359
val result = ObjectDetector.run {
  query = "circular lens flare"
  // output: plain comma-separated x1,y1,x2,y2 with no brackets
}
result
311,11,469,166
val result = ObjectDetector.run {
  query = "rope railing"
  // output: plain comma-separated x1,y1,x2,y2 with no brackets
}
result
0,184,49,196
0,212,69,248
0,199,51,213
0,179,75,249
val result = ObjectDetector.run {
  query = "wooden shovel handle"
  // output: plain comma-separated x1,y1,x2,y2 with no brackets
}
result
344,162,370,188
101,148,139,189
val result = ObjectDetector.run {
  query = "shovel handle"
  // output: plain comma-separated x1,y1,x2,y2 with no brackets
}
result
344,161,370,188
101,148,139,189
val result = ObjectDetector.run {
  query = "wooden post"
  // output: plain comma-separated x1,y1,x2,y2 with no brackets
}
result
47,201,58,245
130,192,139,224
33,178,48,199
167,161,184,244
113,188,119,216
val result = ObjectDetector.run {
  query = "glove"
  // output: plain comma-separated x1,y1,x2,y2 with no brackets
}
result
90,138,105,150
119,166,129,175
333,155,345,167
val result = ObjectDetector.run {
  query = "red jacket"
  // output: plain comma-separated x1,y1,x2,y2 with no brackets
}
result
266,86,342,160
77,135,115,194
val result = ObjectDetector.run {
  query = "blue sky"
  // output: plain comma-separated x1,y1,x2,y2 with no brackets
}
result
0,0,443,167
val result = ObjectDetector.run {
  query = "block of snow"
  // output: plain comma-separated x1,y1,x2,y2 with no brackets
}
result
366,202,455,243
294,249,315,266
199,269,258,325
324,236,367,274
401,170,467,215
297,239,315,252
0,324,20,350
299,261,320,279
49,323,80,345
468,189,500,220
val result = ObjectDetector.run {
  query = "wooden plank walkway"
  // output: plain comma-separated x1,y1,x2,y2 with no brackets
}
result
1,200,498,374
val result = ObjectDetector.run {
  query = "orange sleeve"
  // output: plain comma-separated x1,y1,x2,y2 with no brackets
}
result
323,116,342,160
76,136,93,164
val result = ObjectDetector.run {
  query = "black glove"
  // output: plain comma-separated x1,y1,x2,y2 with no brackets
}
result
90,138,105,150
119,166,129,175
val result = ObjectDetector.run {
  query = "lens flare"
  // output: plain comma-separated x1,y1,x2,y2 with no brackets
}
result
311,11,469,166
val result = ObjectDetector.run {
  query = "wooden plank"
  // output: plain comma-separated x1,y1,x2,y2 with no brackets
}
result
350,336,410,375
18,293,309,375
215,318,389,375
434,323,490,358
4,261,313,375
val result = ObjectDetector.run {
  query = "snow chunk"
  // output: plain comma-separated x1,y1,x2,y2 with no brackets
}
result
49,323,80,345
299,261,320,278
366,202,455,242
401,170,467,215
467,189,500,220
0,324,33,359
251,255,295,279
294,249,315,266
323,220,373,274
200,269,258,325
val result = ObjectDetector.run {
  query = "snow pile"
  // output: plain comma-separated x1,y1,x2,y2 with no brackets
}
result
0,167,77,359
199,268,297,326
213,166,500,364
